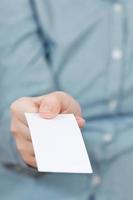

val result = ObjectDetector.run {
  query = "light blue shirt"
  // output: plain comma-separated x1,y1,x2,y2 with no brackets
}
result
0,0,133,200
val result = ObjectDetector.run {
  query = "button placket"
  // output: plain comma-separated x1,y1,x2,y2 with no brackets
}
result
106,2,125,110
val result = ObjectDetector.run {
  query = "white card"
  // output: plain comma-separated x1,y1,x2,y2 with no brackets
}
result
25,113,92,173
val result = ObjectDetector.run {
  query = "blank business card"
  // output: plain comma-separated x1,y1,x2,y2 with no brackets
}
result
25,113,92,173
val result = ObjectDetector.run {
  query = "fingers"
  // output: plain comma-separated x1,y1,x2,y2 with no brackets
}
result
15,137,36,168
15,138,34,157
11,119,32,141
22,154,37,168
26,156,37,168
75,116,86,128
10,97,39,125
10,97,37,168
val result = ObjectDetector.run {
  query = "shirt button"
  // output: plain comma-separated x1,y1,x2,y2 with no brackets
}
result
91,175,101,187
103,133,113,143
114,3,124,14
109,99,118,111
112,49,123,60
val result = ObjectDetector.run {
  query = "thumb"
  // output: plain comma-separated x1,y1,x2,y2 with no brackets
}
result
39,92,61,119
38,92,81,119
38,92,85,128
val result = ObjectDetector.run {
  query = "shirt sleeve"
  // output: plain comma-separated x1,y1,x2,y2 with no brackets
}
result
0,0,56,166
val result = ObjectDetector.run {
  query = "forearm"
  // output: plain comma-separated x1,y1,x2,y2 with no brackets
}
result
0,0,55,166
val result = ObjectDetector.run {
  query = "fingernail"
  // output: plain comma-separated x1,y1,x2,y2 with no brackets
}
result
39,105,55,119
76,117,86,124
42,105,53,113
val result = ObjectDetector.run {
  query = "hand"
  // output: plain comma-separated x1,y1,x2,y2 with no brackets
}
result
10,91,85,168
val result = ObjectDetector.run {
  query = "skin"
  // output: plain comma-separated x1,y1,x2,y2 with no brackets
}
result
10,91,85,168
